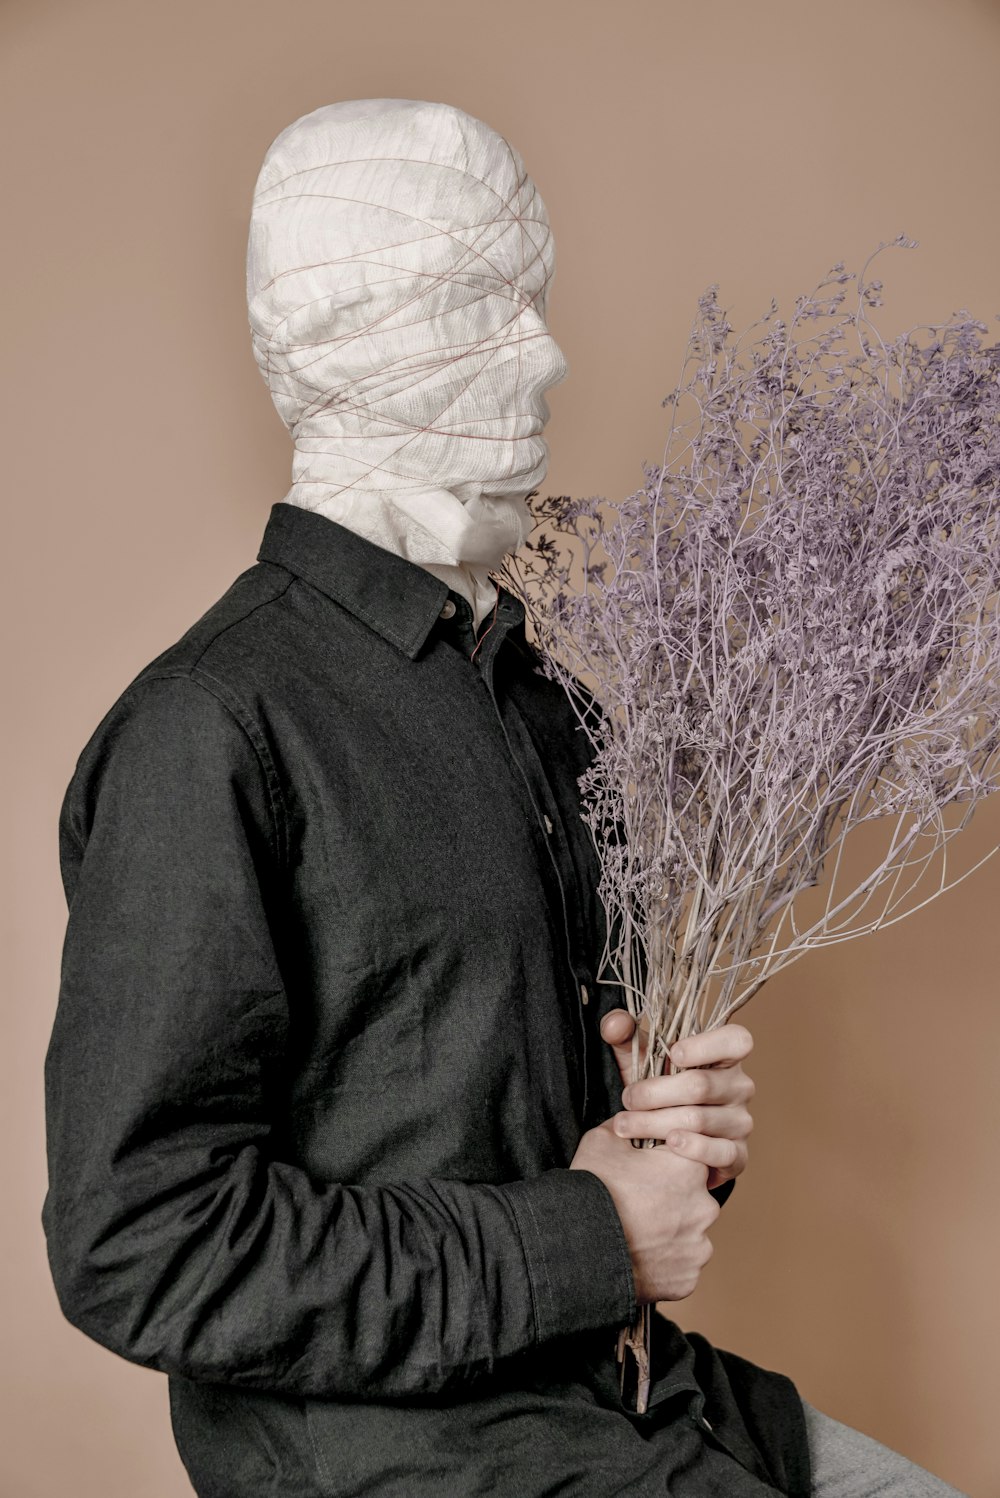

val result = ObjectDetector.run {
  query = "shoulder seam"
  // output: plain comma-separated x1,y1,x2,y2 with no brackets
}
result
187,569,296,676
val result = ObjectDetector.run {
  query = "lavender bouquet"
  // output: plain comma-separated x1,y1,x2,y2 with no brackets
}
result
498,237,1000,1412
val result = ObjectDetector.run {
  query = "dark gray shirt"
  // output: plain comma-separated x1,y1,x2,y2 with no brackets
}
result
42,500,811,1496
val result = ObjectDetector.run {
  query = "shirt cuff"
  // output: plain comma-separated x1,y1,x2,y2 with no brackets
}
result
499,1167,637,1345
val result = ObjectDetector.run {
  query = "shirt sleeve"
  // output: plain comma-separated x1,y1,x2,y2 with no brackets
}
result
42,672,636,1400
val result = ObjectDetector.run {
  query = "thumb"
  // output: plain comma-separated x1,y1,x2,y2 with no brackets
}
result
599,1008,645,1089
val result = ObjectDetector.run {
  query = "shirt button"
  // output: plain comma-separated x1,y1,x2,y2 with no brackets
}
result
543,814,553,834
439,599,457,619
580,982,589,1006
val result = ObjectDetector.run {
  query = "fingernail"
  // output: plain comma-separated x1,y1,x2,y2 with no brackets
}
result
671,1044,686,1065
621,1086,632,1108
668,1133,684,1148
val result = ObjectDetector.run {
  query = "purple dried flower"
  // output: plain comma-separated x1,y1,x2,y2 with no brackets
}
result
500,238,1000,1076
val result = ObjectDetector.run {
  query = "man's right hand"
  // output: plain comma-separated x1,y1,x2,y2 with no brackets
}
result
569,1116,721,1304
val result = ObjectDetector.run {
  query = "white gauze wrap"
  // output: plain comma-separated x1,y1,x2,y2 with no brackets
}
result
246,98,569,629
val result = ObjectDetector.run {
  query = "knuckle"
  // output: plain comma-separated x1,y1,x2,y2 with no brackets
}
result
684,1107,702,1132
742,1075,756,1101
737,1107,754,1136
689,1072,712,1102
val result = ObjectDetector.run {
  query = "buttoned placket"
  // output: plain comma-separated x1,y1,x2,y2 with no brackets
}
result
438,590,594,1127
439,592,782,1479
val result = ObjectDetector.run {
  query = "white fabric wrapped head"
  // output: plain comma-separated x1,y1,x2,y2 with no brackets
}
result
246,98,569,629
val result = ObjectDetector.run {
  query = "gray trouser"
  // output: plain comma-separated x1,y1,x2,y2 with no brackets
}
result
802,1400,971,1497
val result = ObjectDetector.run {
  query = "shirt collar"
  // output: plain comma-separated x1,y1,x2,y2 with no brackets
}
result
256,501,531,662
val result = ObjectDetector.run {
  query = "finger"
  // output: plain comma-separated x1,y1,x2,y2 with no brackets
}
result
613,1105,753,1142
672,1136,748,1178
669,1023,753,1071
600,1008,648,1086
624,1127,747,1175
623,1066,754,1111
599,1009,635,1045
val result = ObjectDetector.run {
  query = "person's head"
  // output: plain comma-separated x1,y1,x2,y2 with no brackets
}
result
245,99,568,578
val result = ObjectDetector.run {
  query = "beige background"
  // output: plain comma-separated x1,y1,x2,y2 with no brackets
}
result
3,0,999,1493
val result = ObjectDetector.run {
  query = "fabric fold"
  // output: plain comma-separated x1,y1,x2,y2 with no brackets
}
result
245,97,570,629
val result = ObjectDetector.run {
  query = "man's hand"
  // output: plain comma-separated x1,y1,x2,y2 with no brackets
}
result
599,1009,755,1192
570,1118,719,1303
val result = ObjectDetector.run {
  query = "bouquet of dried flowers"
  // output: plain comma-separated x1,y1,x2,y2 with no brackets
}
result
498,236,1000,1413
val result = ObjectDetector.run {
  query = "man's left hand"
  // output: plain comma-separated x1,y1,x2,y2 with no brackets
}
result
599,1009,755,1192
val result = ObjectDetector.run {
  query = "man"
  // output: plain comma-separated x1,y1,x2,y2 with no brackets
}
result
42,98,968,1497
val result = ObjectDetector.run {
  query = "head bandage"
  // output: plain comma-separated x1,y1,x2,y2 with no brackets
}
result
246,98,569,628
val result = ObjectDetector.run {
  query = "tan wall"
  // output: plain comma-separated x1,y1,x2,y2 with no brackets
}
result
3,0,998,1493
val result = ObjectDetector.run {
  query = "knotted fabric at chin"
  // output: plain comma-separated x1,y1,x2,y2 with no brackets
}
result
246,97,569,629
